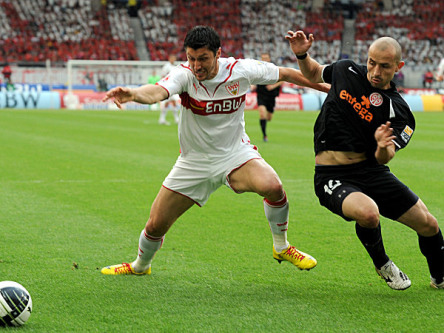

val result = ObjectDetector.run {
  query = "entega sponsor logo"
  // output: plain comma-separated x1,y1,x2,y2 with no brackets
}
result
339,89,373,122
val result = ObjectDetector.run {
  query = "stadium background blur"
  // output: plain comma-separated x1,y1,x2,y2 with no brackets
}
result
0,0,443,111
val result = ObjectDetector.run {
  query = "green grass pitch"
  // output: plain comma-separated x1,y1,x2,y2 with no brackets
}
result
1,109,443,332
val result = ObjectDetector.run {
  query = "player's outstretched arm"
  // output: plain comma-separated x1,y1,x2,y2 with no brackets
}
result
279,67,330,93
102,84,169,109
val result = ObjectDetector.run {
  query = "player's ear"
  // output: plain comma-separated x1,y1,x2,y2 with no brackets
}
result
216,47,221,59
396,61,405,72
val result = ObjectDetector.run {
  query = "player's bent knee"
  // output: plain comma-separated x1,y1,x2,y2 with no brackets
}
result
421,213,439,235
267,189,284,203
256,178,283,201
355,209,380,228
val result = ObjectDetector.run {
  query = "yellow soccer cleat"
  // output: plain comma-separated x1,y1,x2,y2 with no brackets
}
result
273,245,317,270
101,263,151,275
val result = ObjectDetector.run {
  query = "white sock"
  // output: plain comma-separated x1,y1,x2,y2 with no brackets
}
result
264,194,290,252
173,108,179,123
159,109,167,122
132,230,164,272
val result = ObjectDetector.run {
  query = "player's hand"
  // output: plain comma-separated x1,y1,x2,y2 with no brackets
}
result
102,86,135,109
317,83,331,93
375,121,396,148
285,30,314,57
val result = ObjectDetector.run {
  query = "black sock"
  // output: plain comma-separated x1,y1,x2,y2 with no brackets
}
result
355,223,389,269
260,119,267,137
418,229,444,283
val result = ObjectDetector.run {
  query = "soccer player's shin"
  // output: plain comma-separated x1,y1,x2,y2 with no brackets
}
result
264,194,317,270
418,229,444,286
355,223,389,269
132,230,164,273
264,194,289,252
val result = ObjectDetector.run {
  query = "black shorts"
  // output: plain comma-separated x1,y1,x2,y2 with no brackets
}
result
314,160,419,221
257,95,276,113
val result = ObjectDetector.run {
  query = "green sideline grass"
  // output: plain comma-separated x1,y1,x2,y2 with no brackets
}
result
0,109,443,332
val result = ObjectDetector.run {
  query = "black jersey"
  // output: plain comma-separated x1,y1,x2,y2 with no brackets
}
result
314,59,415,161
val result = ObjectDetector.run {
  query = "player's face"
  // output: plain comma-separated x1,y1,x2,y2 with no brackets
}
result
366,47,404,90
186,47,221,81
261,53,271,62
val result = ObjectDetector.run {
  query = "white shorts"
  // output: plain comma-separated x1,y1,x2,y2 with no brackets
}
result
162,143,262,206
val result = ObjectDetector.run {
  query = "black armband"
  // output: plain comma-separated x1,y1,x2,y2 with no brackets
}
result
296,53,308,60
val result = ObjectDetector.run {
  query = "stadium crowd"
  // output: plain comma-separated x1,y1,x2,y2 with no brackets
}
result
0,0,442,70
354,0,443,66
0,0,137,63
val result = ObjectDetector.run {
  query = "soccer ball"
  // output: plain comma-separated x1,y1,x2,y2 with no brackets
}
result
0,281,32,327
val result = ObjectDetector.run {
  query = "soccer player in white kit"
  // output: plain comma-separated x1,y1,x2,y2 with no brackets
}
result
436,58,444,82
101,26,330,276
158,54,180,125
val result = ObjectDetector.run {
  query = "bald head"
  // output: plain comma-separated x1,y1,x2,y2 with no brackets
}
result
366,37,405,89
369,37,402,63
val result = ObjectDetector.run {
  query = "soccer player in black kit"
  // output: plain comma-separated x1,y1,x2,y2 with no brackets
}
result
255,53,283,142
285,30,444,290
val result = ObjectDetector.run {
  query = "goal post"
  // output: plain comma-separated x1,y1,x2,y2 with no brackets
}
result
66,59,168,93
65,59,171,109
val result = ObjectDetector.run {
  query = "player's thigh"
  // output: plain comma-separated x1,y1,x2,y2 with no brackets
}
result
397,198,438,236
228,158,282,199
314,171,369,222
366,166,419,220
258,105,267,118
342,192,380,226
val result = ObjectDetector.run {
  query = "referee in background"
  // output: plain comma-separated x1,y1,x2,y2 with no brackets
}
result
255,53,283,142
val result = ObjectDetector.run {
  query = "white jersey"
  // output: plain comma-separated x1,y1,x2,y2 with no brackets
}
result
157,57,279,157
437,58,444,79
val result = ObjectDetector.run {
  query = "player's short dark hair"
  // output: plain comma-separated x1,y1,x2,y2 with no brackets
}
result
183,26,221,55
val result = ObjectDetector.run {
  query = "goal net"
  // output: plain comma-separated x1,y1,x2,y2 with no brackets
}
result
65,59,169,109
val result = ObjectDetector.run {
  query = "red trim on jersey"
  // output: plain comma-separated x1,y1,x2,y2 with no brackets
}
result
212,60,239,96
241,137,257,151
198,60,239,98
199,82,211,97
156,83,171,99
180,64,192,71
162,185,201,207
264,192,288,207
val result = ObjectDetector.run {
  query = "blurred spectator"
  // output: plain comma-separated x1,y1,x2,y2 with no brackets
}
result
1,63,12,83
1,63,14,90
423,70,434,88
436,58,444,82
393,70,405,88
